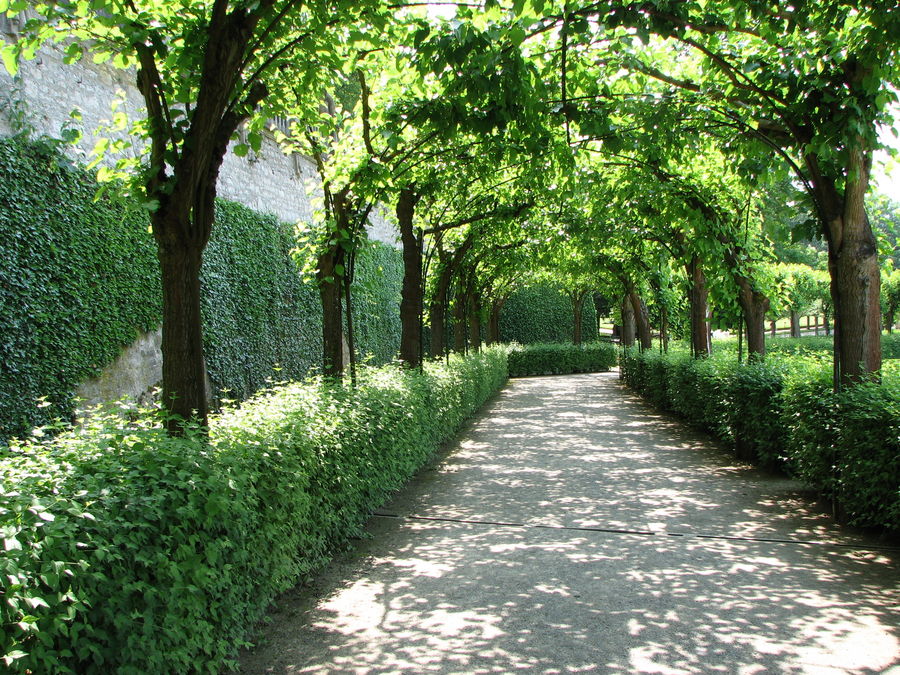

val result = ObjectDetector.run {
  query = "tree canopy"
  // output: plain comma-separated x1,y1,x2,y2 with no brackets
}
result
4,0,900,428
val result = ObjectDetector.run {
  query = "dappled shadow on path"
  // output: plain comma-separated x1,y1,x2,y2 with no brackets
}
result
385,373,847,545
239,373,900,675
242,519,900,674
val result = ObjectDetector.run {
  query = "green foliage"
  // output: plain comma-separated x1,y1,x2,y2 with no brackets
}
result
729,359,791,470
711,334,900,360
833,378,900,528
202,200,322,400
0,136,161,442
201,208,404,400
0,349,508,672
352,241,403,365
622,348,900,531
499,282,597,344
0,137,405,442
663,351,737,441
507,341,616,377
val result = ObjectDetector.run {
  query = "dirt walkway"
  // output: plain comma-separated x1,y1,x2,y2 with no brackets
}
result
239,372,900,674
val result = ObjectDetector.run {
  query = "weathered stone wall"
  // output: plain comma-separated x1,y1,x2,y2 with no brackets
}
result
0,24,397,244
75,329,163,409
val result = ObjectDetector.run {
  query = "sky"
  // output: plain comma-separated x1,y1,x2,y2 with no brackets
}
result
874,123,900,203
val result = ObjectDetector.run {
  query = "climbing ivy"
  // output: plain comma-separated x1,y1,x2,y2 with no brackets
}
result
352,240,403,365
0,136,405,442
0,136,161,441
499,282,598,345
202,201,322,400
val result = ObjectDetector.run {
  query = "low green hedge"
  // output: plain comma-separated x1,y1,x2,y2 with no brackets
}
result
0,348,508,673
507,341,617,377
620,347,900,531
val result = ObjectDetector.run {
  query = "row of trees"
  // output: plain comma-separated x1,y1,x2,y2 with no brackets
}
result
4,0,899,433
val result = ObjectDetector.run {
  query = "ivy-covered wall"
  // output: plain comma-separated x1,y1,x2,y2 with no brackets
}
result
0,135,402,442
202,201,321,400
0,137,161,441
352,241,403,365
499,282,598,344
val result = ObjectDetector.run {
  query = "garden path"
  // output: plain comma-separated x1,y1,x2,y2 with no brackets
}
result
239,371,900,674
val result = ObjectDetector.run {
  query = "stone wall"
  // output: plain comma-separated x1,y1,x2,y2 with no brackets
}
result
0,21,397,244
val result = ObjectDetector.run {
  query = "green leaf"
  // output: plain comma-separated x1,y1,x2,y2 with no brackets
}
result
1,43,18,76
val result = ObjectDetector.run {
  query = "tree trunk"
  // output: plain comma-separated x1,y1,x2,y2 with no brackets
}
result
318,247,344,377
736,278,769,360
343,266,357,385
806,145,881,385
429,236,473,358
686,256,711,357
770,320,777,337
468,293,482,351
621,296,636,347
629,290,652,351
453,286,467,353
488,298,505,344
660,303,669,353
429,298,447,358
397,187,422,368
158,241,208,433
790,310,801,338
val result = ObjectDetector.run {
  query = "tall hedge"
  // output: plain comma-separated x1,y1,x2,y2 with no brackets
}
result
0,135,403,442
499,282,598,344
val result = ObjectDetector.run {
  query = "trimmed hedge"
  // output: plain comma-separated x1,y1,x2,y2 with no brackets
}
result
499,283,598,344
507,341,617,377
621,347,900,531
0,135,403,442
0,348,507,673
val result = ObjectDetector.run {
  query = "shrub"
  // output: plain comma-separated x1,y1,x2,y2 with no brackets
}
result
499,283,597,344
507,341,616,377
780,359,840,497
728,359,791,470
0,348,507,673
663,352,736,441
834,379,900,528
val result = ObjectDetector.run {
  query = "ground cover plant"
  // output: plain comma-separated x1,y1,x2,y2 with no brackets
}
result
0,348,507,673
507,341,616,377
620,347,900,531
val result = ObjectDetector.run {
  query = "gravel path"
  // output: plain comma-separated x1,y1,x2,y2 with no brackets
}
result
239,371,900,675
